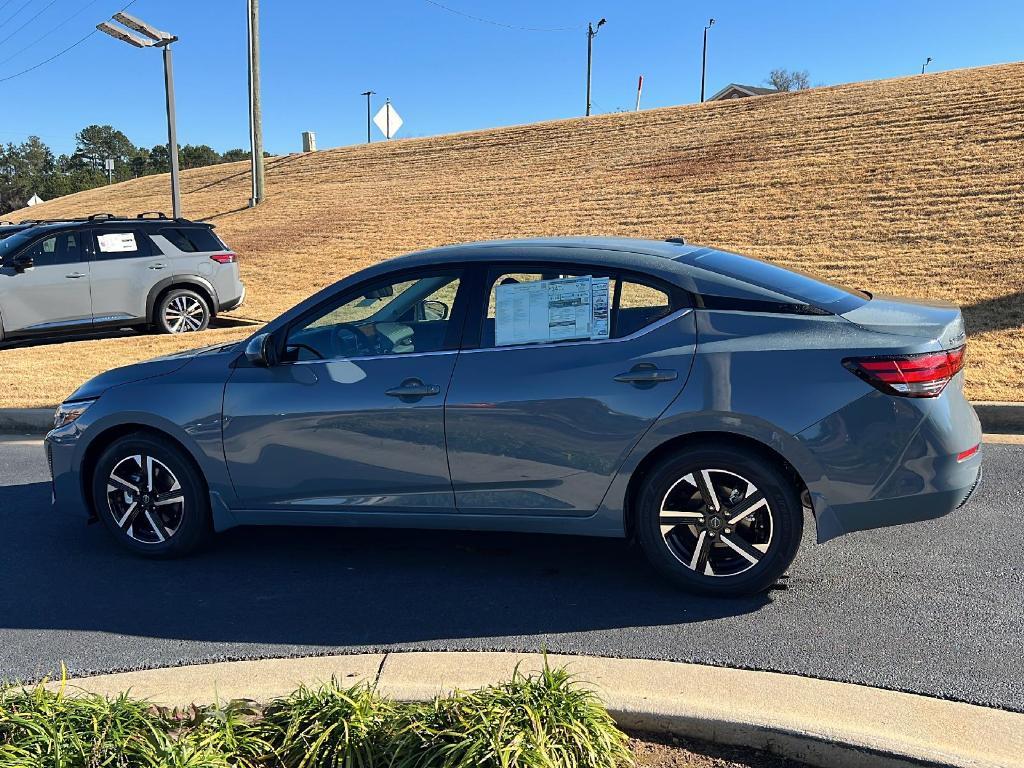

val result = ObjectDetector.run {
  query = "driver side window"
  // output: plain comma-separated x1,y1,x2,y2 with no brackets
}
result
285,271,462,361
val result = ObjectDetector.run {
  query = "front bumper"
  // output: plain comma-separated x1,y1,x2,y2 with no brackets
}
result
45,424,91,519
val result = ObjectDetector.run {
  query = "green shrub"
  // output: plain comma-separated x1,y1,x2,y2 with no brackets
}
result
260,680,398,768
0,680,168,767
391,661,634,768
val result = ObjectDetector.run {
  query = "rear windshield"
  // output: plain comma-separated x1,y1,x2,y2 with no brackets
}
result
685,249,869,308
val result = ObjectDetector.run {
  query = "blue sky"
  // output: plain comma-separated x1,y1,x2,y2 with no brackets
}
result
1,0,1022,156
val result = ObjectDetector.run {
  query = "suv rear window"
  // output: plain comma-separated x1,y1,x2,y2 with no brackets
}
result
160,227,225,253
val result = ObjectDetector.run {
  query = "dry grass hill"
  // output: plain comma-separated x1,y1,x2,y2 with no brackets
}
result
5,61,1023,407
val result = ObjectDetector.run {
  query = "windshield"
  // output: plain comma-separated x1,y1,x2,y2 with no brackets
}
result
0,230,37,260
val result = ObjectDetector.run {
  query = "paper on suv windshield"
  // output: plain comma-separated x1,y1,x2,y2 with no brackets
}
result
97,232,138,253
496,276,610,346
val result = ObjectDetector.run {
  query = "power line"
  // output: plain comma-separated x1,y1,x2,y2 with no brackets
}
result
0,0,61,48
422,0,581,32
0,0,136,85
0,0,102,68
0,0,35,31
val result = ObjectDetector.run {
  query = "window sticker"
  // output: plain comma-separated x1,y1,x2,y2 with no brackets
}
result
97,232,138,253
495,275,610,346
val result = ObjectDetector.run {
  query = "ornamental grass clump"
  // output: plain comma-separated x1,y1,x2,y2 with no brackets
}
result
0,679,171,767
259,680,399,768
391,661,634,768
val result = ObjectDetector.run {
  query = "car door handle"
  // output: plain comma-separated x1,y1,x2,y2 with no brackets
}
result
148,263,167,270
614,364,678,385
385,378,441,399
65,272,87,279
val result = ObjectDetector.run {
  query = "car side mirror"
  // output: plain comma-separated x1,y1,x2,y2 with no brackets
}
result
422,299,449,320
244,332,278,367
12,255,33,272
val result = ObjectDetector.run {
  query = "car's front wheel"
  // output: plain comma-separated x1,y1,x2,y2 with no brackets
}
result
155,288,210,334
92,433,211,557
635,444,803,596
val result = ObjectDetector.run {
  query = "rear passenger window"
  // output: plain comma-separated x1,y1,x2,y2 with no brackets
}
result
160,227,225,253
93,230,156,259
616,279,672,337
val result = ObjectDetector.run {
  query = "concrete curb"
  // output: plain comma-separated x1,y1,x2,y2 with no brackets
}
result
0,407,52,435
42,651,1024,768
1,401,1022,436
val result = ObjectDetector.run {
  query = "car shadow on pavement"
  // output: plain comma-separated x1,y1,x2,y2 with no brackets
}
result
0,482,769,652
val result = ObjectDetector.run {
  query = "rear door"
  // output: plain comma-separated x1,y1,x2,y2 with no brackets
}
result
87,227,165,324
444,263,697,516
0,230,91,334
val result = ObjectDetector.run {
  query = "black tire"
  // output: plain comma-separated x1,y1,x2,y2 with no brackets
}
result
154,288,211,334
92,432,212,558
635,443,803,596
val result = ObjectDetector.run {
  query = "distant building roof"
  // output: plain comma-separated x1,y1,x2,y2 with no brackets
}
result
708,84,779,101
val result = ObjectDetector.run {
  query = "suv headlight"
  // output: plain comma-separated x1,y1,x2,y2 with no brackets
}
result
53,399,97,430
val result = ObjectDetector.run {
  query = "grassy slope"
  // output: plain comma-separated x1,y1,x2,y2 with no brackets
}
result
5,62,1023,407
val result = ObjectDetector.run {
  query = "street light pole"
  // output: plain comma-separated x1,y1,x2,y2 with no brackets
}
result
162,42,182,218
700,18,715,103
921,56,933,74
585,18,606,116
97,13,181,218
361,91,375,143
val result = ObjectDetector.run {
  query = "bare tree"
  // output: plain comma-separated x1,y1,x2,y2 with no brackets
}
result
767,68,812,92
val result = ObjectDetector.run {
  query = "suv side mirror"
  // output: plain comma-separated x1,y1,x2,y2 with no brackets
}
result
12,255,33,272
245,332,278,367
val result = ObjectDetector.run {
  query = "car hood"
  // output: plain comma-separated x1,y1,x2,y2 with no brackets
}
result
65,342,239,402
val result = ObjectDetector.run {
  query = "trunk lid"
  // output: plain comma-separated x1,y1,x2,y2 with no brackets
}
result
841,294,967,349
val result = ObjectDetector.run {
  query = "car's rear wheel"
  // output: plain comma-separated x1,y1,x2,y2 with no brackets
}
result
155,288,210,334
92,433,211,557
635,444,803,596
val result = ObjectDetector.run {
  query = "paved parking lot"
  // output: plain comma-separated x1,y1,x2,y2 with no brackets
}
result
1,436,1021,711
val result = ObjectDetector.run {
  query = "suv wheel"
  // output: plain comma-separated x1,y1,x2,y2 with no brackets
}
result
635,444,803,596
156,288,210,334
92,433,212,557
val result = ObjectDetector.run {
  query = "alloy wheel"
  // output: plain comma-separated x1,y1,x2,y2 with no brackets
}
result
163,295,206,333
658,468,774,577
106,454,185,544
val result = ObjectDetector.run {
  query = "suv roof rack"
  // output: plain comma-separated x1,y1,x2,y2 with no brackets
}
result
88,213,118,220
136,211,169,219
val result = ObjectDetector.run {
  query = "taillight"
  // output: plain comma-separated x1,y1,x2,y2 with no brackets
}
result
843,344,966,398
210,252,237,264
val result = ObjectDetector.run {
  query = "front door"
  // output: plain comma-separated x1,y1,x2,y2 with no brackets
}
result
0,229,91,334
222,268,468,513
445,266,697,516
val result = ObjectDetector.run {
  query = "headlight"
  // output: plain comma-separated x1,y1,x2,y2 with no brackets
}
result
53,399,97,430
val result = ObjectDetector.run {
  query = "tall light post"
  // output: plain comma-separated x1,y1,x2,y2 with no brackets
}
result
361,91,375,143
921,56,933,74
585,18,606,116
700,18,715,103
97,13,181,218
247,0,265,207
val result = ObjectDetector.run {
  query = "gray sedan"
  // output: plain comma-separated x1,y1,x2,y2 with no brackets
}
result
45,238,982,596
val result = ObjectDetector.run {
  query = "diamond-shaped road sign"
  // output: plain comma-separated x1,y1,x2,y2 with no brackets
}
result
373,102,403,139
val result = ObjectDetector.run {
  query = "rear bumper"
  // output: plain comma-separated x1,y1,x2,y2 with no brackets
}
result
219,283,246,313
797,383,983,542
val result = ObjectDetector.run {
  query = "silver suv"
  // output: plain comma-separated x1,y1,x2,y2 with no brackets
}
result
0,213,244,341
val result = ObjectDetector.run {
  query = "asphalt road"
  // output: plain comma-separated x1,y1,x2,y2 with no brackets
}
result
1,436,1021,711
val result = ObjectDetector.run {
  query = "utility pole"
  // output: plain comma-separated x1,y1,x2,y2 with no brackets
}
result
700,18,715,102
921,56,933,74
97,13,181,218
635,74,643,111
247,0,265,207
585,18,606,116
361,91,375,143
